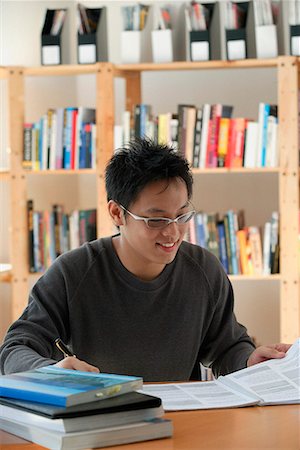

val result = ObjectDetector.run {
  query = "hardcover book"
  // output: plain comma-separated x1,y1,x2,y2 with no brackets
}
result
0,417,173,450
0,391,163,433
0,366,143,407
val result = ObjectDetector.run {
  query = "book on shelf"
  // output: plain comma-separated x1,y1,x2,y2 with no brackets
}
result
0,417,172,450
270,211,280,274
243,121,259,168
206,104,233,168
217,219,229,273
0,391,163,433
192,107,203,167
0,365,143,408
27,200,97,272
225,117,247,168
116,101,278,170
256,103,278,167
248,226,263,275
177,104,195,161
22,107,96,171
141,338,300,411
187,208,279,276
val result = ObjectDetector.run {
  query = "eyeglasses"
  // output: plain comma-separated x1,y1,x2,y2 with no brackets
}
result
119,204,195,229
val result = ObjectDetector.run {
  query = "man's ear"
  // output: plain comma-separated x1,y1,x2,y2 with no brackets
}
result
107,201,125,227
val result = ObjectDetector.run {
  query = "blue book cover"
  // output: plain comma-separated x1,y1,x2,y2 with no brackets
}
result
217,220,229,274
261,103,270,167
63,107,75,170
195,212,207,248
227,210,239,275
0,366,143,408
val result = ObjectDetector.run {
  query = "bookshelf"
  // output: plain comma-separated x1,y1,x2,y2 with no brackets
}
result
2,57,299,344
113,56,299,343
4,63,114,320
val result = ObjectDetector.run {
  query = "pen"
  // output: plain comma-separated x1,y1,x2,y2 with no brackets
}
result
55,338,76,358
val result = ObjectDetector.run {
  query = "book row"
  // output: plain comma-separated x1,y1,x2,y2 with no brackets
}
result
41,1,300,66
27,201,96,273
186,210,279,276
114,102,278,169
23,107,96,171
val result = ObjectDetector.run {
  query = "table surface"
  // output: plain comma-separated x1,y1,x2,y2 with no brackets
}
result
1,404,299,450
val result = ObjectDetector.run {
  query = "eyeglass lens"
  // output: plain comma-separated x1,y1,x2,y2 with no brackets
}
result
147,211,195,228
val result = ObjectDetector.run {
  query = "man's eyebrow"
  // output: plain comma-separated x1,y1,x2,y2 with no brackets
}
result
145,202,190,214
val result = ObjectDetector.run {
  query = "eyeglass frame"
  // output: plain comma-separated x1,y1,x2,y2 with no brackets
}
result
118,204,196,229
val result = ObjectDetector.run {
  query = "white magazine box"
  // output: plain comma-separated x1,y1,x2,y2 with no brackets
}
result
151,29,173,63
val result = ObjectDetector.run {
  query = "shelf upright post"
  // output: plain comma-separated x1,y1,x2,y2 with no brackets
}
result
96,62,115,237
124,70,141,118
8,68,29,320
277,56,300,342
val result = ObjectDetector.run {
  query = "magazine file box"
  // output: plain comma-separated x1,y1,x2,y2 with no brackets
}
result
226,29,247,60
290,25,300,56
77,7,108,64
246,2,278,59
185,2,221,61
151,29,173,63
189,30,210,61
255,25,278,58
41,9,68,65
121,31,141,63
224,2,249,60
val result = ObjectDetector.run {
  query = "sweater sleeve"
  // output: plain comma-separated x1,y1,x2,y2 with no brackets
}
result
199,271,256,377
0,258,70,374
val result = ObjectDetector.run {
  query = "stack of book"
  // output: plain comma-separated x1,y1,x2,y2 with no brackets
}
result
0,366,172,450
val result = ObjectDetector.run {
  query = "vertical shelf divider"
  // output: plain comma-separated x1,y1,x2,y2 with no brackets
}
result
277,56,300,342
8,68,28,320
96,62,115,237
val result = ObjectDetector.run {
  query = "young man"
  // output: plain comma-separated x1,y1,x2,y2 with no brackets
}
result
0,139,289,379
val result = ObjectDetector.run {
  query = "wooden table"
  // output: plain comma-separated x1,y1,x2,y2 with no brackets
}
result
1,405,299,449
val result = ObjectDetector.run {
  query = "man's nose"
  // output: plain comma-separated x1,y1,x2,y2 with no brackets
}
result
161,221,179,235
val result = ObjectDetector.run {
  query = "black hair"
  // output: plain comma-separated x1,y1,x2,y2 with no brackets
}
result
105,138,193,208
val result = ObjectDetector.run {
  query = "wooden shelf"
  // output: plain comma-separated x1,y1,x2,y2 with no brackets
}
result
192,167,280,174
25,169,97,175
229,274,281,281
23,63,107,77
114,58,280,74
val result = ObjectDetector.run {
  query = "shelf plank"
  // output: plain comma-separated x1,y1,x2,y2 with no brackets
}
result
114,58,280,74
24,64,102,77
192,167,280,174
24,169,97,175
229,274,281,281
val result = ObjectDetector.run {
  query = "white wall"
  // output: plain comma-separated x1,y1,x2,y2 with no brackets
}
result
0,0,280,345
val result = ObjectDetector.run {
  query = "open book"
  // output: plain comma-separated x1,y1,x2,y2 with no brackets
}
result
141,338,300,411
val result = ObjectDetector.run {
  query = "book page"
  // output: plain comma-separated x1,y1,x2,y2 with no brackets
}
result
220,338,300,405
141,381,258,411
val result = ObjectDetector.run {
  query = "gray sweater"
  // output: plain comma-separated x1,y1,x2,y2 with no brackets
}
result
0,236,255,380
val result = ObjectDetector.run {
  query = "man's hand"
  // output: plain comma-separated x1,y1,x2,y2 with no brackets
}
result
54,356,100,372
247,343,291,367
